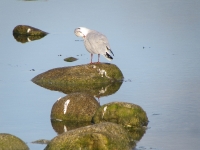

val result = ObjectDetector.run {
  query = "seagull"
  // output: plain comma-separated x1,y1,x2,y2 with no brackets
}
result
74,27,114,63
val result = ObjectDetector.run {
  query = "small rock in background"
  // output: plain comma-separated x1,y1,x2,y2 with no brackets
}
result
64,57,78,62
13,25,48,36
13,25,48,43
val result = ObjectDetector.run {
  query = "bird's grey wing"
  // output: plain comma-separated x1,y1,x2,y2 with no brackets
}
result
86,31,114,56
84,37,94,54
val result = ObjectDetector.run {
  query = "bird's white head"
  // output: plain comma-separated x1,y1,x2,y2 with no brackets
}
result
74,27,90,38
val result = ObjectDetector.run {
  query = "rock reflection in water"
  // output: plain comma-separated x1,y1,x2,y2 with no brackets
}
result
33,81,122,98
51,120,92,134
13,34,47,43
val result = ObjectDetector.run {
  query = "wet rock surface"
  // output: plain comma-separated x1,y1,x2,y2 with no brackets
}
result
0,133,29,150
45,122,133,150
92,102,148,128
51,93,100,122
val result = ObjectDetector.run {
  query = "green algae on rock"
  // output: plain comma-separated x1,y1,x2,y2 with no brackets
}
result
0,133,29,150
51,93,100,122
13,25,48,36
32,63,123,86
45,122,133,150
92,102,148,128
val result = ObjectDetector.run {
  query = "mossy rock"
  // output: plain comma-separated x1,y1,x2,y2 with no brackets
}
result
32,63,123,86
45,122,133,150
51,93,100,122
13,34,47,43
0,133,29,150
51,120,92,134
92,102,148,128
13,25,48,36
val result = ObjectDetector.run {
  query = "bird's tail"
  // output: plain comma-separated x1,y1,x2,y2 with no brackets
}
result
104,52,113,61
104,46,114,61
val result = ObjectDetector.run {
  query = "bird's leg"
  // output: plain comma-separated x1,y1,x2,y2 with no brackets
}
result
90,53,93,64
97,54,100,63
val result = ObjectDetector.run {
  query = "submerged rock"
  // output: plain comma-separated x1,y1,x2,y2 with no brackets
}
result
51,93,100,122
13,25,48,36
92,102,148,128
45,122,133,150
32,139,50,144
0,133,29,150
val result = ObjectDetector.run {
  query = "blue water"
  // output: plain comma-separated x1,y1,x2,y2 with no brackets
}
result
0,1,200,149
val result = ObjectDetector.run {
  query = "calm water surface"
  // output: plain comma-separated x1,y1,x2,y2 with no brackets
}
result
0,1,200,150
